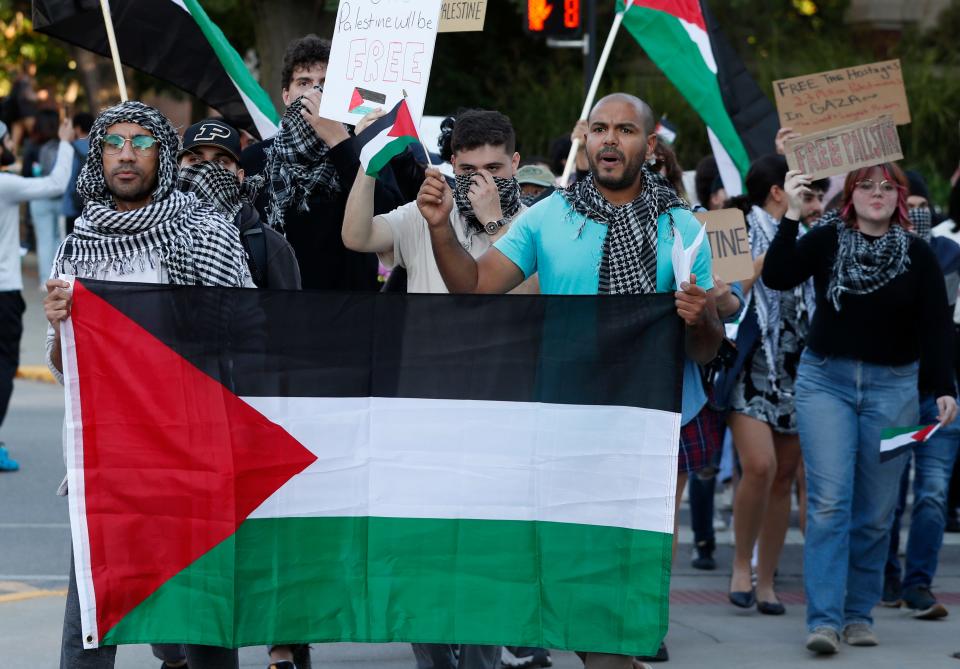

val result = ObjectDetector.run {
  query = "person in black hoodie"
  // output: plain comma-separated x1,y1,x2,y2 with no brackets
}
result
177,118,301,290
240,34,407,291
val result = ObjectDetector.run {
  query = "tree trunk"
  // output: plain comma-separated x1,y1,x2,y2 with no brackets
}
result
248,0,333,112
72,47,103,111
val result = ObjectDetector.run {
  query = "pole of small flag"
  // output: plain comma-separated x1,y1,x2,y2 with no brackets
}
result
560,7,630,185
98,0,129,102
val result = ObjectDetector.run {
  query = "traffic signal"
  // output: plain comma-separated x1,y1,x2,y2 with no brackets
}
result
525,0,582,37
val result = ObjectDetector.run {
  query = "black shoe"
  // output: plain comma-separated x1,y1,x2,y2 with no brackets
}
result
635,641,668,662
729,573,756,608
691,540,716,571
881,575,902,608
757,599,786,615
902,584,949,620
267,662,296,669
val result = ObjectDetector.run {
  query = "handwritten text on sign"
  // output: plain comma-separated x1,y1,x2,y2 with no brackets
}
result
694,209,753,284
785,115,903,181
439,0,486,32
319,0,443,126
772,59,910,135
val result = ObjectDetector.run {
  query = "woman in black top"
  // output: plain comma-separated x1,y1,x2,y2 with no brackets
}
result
764,163,957,655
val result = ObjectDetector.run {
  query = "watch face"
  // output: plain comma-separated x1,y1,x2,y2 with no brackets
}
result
484,221,500,235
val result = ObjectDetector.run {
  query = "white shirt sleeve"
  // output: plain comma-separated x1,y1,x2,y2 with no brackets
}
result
0,141,74,203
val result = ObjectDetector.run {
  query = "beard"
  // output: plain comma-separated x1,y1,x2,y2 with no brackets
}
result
588,148,646,191
106,167,158,204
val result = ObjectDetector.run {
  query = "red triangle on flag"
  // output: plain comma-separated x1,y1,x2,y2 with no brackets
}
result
911,424,937,442
387,99,419,140
631,0,707,31
349,88,364,111
69,280,317,641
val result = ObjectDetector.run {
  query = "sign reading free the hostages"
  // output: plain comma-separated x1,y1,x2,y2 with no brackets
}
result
319,0,443,127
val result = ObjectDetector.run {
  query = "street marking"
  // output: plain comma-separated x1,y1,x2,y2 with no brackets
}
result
0,589,66,603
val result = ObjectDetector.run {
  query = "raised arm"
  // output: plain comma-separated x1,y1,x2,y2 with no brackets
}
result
419,169,523,294
342,167,396,253
0,119,75,203
762,170,822,290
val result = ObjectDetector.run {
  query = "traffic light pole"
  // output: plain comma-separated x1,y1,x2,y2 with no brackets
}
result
583,0,596,101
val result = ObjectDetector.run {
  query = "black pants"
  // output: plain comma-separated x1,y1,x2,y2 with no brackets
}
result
0,291,24,430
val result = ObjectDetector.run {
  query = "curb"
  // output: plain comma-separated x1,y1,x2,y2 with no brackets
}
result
16,365,56,384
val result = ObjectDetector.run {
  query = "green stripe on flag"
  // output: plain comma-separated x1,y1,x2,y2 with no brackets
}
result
619,1,751,178
881,425,926,439
366,136,420,177
181,0,279,127
103,516,672,655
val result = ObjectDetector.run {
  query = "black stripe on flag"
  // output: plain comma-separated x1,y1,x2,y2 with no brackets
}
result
354,100,401,155
80,281,684,413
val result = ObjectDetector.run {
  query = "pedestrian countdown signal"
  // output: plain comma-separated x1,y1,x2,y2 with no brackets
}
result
525,0,582,37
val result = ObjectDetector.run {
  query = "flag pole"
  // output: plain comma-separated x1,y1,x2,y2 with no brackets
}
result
98,0,129,102
560,7,629,185
402,89,433,168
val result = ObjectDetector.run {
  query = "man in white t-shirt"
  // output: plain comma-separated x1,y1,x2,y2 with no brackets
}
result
343,109,535,294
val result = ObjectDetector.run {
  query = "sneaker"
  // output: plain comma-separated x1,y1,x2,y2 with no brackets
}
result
902,585,948,620
880,575,901,607
267,662,295,669
843,623,878,647
635,641,668,663
0,445,19,472
805,627,840,654
501,648,552,669
691,539,716,570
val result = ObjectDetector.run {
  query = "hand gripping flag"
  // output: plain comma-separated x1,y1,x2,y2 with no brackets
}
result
620,1,780,187
355,99,423,178
32,0,279,139
62,280,684,654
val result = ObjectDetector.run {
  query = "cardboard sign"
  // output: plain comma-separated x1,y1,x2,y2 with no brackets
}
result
772,59,910,134
784,114,903,180
319,0,443,126
694,209,753,284
439,0,487,32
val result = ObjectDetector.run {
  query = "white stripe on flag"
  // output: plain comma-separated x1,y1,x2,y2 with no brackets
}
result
678,20,717,74
708,127,743,196
243,396,681,535
358,125,394,170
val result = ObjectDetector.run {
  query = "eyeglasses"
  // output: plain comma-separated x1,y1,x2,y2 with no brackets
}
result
855,179,897,194
101,134,158,155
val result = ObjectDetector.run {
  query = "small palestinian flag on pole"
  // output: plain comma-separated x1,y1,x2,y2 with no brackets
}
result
32,0,279,139
880,424,939,462
620,0,779,191
62,281,684,654
356,99,423,177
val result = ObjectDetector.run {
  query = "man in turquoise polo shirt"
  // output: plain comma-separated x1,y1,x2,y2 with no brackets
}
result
418,93,723,669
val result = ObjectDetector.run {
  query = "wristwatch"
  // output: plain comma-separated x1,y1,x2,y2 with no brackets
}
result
483,218,506,235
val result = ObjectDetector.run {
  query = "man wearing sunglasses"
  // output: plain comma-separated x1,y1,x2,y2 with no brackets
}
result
43,100,252,669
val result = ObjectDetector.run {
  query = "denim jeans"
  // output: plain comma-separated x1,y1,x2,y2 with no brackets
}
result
885,394,960,590
795,350,916,632
29,197,62,287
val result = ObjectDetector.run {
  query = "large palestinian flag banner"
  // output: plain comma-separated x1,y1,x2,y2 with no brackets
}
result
32,0,279,139
61,280,683,654
620,0,779,189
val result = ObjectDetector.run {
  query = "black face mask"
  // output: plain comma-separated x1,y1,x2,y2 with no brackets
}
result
452,173,522,230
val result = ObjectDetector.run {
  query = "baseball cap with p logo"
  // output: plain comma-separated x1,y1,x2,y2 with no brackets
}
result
180,119,241,163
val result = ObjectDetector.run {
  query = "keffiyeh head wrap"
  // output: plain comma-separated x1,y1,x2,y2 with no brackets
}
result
75,100,181,208
560,167,687,294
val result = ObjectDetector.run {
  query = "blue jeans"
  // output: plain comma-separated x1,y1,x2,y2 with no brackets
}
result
795,350,916,632
885,394,960,590
29,197,62,287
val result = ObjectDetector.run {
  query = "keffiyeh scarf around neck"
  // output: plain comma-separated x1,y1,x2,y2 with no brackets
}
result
825,209,911,311
744,205,816,389
560,167,687,294
53,191,249,287
245,97,341,232
452,174,523,232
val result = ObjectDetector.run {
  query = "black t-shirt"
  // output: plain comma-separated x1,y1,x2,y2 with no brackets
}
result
763,217,954,397
241,136,406,291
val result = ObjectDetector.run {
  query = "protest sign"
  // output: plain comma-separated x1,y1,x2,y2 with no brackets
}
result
319,0,443,126
784,115,903,181
694,209,753,284
772,59,910,135
439,0,487,32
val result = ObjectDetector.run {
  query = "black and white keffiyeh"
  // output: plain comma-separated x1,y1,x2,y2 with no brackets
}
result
561,167,687,294
246,97,340,231
909,205,933,241
453,174,523,232
75,100,180,207
826,209,911,311
55,101,249,287
177,161,243,219
744,205,816,388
